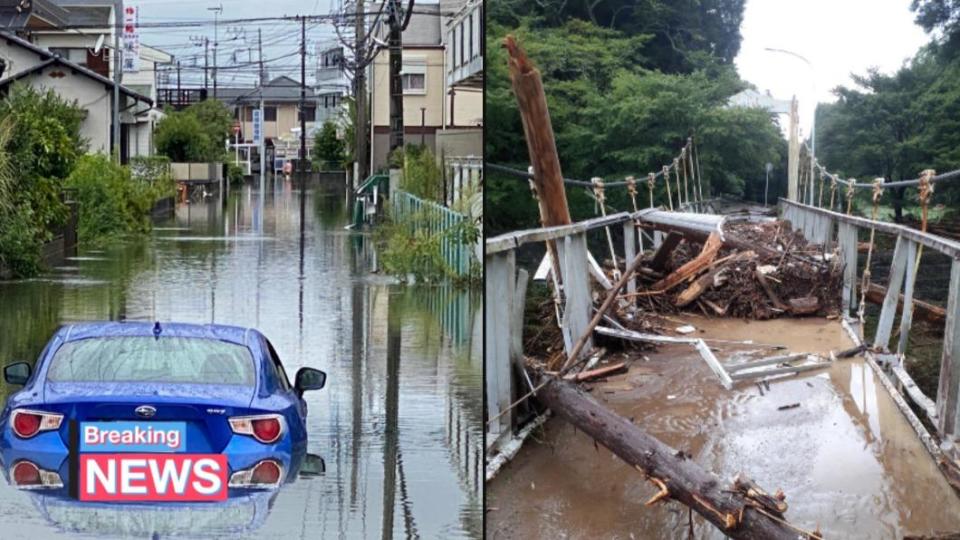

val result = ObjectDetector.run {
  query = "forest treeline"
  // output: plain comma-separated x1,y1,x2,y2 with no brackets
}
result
487,0,960,234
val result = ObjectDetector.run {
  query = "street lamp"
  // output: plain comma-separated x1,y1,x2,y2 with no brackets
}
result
764,47,816,205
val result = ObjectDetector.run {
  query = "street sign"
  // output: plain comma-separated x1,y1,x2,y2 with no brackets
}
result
122,5,140,73
252,109,262,145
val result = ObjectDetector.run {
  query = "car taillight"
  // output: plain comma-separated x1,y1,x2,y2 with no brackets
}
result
228,414,285,444
10,409,62,439
228,459,283,488
10,461,63,490
12,461,39,485
251,460,281,484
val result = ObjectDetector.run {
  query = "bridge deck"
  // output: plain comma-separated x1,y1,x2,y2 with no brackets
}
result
486,316,960,539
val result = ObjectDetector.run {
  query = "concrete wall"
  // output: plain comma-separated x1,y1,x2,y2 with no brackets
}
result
436,129,482,160
371,48,446,128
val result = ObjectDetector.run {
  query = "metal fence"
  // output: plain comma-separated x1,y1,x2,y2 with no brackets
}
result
391,190,476,277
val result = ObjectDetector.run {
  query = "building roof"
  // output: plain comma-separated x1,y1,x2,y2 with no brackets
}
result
216,76,316,104
57,5,111,26
0,0,70,29
0,29,152,106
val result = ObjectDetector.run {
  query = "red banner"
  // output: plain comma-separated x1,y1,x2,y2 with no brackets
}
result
79,453,228,501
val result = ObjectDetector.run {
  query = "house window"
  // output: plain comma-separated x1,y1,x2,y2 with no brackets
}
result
300,106,315,121
50,47,87,65
459,21,465,66
467,14,473,60
402,59,426,94
264,107,277,121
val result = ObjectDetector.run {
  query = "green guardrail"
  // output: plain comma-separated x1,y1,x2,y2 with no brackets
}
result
391,190,474,277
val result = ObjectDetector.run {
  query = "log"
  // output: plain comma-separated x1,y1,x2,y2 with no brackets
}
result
652,232,722,292
787,296,819,315
649,232,683,271
563,362,626,382
537,377,812,540
864,282,946,325
755,267,790,312
675,251,756,308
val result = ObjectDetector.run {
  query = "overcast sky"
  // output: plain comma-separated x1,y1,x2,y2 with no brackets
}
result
735,0,930,140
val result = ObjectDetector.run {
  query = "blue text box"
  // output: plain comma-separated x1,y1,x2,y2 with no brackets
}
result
80,422,187,453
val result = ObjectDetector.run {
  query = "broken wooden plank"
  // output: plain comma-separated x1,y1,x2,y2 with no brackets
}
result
694,338,733,389
558,233,593,363
563,362,627,382
536,377,813,540
652,232,722,292
890,363,938,424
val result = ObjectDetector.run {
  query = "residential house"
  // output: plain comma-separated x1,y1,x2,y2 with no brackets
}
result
315,43,349,126
216,76,318,167
0,0,173,161
367,2,482,174
0,29,153,157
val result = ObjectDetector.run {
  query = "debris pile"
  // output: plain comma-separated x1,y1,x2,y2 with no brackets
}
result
628,220,843,320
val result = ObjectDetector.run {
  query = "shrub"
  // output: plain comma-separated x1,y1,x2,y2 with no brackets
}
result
313,120,345,170
65,154,165,245
226,162,245,185
400,145,443,202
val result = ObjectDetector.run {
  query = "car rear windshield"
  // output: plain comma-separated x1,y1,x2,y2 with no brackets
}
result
46,337,256,386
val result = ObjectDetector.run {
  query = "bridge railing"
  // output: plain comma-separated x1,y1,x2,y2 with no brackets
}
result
781,198,960,462
391,190,476,277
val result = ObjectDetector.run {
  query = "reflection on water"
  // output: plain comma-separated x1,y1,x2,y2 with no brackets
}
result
0,180,482,539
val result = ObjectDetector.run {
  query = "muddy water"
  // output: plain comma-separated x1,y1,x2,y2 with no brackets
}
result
0,183,482,539
487,316,960,539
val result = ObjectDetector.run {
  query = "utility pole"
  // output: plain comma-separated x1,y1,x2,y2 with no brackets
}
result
387,0,404,153
299,15,307,237
209,4,222,99
788,96,799,201
258,27,265,193
204,38,209,95
176,61,181,107
354,0,368,183
111,0,121,163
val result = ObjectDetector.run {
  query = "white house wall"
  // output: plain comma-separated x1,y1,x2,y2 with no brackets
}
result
24,66,112,153
0,41,46,78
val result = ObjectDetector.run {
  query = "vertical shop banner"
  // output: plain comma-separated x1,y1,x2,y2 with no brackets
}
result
122,5,140,73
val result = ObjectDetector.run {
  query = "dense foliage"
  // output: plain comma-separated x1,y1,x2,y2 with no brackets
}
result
0,85,86,276
486,10,785,235
313,121,345,170
815,1,960,221
155,100,232,162
65,154,173,246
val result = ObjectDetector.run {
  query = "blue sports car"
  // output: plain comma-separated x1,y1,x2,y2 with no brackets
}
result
0,321,326,498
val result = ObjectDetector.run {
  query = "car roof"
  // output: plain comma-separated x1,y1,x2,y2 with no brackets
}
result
58,322,258,347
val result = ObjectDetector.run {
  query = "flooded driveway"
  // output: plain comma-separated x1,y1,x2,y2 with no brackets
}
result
487,316,960,539
0,181,482,539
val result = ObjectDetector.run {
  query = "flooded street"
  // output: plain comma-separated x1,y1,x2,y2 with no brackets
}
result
0,181,482,539
487,316,960,539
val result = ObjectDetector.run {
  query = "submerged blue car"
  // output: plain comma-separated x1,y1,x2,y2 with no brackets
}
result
0,322,326,496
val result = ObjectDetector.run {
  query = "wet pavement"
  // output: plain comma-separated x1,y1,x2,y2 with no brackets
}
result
0,180,482,539
487,315,960,539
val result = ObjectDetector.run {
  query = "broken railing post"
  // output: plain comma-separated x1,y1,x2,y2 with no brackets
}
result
537,377,812,540
936,259,960,440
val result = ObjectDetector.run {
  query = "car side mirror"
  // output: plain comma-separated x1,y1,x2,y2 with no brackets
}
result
294,367,326,395
4,362,31,386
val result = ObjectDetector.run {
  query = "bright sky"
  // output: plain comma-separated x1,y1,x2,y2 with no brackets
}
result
735,0,930,140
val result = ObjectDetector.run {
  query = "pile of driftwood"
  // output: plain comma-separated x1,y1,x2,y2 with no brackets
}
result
623,220,844,319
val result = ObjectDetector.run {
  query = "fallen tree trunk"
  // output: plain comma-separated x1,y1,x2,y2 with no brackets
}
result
864,282,946,325
538,377,816,540
652,232,722,292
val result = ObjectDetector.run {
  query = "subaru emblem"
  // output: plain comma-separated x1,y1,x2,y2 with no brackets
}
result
135,405,156,418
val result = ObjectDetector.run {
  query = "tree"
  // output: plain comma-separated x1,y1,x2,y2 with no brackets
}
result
313,120,345,170
155,100,232,162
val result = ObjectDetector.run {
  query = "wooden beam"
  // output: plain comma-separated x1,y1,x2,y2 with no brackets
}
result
623,220,637,296
898,239,919,355
649,232,683,271
937,259,960,439
874,235,909,351
485,251,516,439
537,378,811,540
838,221,858,316
505,36,571,230
863,282,945,325
558,233,593,362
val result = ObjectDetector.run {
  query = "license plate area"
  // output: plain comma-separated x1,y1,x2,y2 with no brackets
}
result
79,453,228,501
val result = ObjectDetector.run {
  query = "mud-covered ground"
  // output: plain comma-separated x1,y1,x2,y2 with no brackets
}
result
487,316,960,539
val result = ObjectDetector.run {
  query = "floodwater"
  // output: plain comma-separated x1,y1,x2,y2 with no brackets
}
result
487,315,960,539
0,180,482,539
